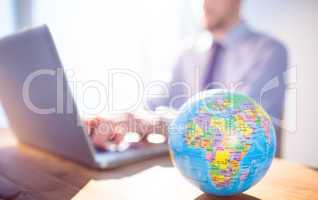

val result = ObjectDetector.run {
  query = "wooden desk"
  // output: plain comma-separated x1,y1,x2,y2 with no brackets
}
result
0,129,317,200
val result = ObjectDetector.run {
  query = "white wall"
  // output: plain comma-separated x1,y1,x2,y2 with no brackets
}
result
242,0,318,167
31,0,197,117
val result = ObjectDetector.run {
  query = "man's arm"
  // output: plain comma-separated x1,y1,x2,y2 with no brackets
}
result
238,40,288,126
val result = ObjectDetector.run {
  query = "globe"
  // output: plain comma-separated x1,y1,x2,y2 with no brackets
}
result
168,89,276,196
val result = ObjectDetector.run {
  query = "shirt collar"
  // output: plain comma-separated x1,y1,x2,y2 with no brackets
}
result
192,20,251,53
215,20,251,48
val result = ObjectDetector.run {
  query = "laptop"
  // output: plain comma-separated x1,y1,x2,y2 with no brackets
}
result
0,25,168,169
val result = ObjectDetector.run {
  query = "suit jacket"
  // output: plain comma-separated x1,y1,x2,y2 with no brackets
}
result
147,21,288,127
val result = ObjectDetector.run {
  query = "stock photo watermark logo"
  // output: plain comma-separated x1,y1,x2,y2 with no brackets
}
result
21,66,297,134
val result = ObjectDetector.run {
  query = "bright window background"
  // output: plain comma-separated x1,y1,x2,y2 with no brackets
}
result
31,0,202,117
0,0,15,128
0,0,203,125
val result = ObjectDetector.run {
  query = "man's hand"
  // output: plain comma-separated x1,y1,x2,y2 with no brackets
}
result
83,116,123,150
83,113,168,150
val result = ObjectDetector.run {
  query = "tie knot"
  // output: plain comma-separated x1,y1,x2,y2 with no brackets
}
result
211,41,223,51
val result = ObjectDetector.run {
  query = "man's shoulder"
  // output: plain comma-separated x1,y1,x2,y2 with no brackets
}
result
176,28,288,61
246,30,288,72
247,30,287,54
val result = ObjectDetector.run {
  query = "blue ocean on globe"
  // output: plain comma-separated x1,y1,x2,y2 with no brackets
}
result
168,89,276,196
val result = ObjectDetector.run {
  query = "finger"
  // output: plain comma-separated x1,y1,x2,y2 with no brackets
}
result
92,130,124,150
111,133,124,144
109,113,136,141
83,118,98,136
91,131,112,150
114,112,136,132
84,117,106,136
96,118,115,133
84,118,100,128
134,116,153,139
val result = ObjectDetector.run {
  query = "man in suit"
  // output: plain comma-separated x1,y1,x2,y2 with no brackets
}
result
85,0,288,150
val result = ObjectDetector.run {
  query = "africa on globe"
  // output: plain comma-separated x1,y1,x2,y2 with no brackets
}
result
168,89,276,196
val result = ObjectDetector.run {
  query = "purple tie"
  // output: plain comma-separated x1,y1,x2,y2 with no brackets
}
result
203,42,223,89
